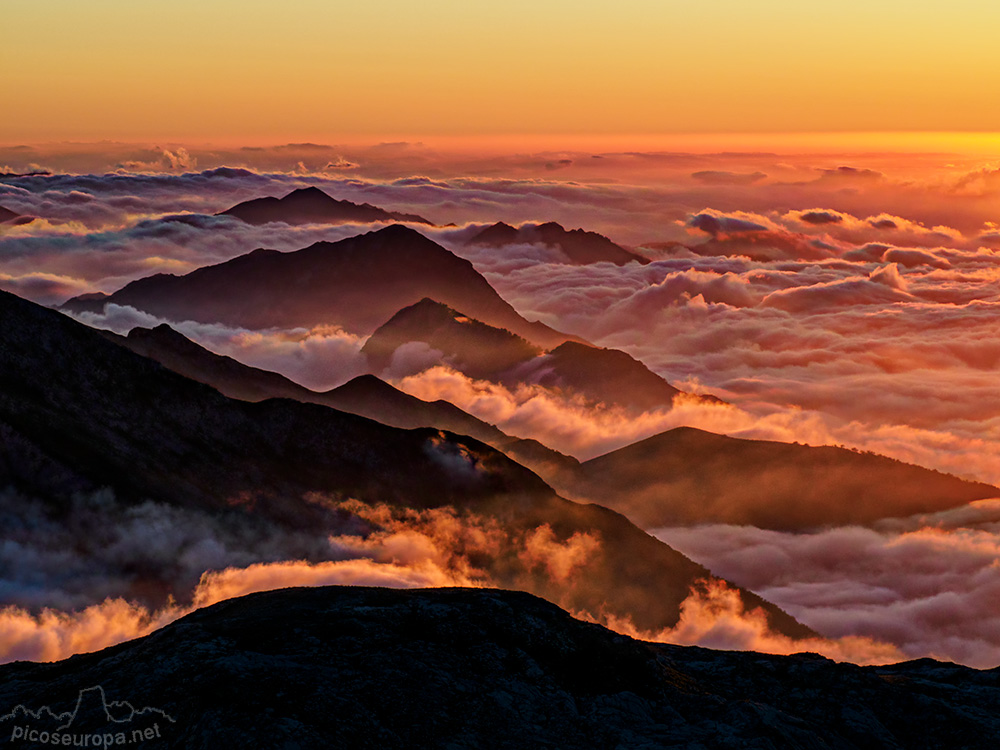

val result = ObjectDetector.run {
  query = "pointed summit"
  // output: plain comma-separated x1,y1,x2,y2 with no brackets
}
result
363,301,693,413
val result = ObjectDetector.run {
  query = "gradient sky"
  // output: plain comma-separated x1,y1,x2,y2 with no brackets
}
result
6,0,1000,141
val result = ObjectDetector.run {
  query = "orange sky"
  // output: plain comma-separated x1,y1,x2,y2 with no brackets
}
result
6,1,1000,142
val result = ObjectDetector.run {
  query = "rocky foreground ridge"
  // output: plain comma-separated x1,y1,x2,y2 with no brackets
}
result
1,586,997,749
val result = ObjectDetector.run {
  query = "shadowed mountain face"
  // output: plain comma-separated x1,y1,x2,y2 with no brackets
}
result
469,221,645,265
365,298,691,412
2,586,998,749
0,290,806,635
561,426,1000,531
0,290,544,525
61,225,574,348
219,186,432,225
524,341,686,412
363,297,543,378
119,323,508,446
0,205,33,226
118,322,576,485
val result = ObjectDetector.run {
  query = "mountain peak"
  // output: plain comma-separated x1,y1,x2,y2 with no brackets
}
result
127,323,196,349
468,221,643,266
363,299,542,378
218,189,433,226
371,223,428,240
287,186,328,198
62,228,578,347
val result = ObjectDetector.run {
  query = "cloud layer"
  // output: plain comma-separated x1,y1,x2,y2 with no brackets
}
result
654,500,1000,668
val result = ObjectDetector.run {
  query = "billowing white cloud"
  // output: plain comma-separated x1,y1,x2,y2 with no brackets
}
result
653,502,1000,668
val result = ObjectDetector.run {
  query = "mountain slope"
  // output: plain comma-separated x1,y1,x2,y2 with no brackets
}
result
363,297,543,378
117,323,508,446
62,225,575,348
1,290,543,523
522,340,686,411
365,298,694,412
0,290,806,635
2,586,997,749
566,426,1000,530
118,322,575,485
219,186,432,225
469,221,645,265
0,205,32,225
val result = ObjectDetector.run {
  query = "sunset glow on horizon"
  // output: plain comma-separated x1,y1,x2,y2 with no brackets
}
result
7,0,1000,142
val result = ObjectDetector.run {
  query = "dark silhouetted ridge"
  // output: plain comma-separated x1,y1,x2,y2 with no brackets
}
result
526,341,685,411
0,586,996,748
118,323,569,484
62,225,579,348
364,300,698,413
363,297,542,378
219,186,432,226
4,289,808,636
567,426,1000,530
469,221,644,265
0,289,547,524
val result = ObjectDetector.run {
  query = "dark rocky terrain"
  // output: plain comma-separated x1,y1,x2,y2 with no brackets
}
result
561,426,1000,530
0,289,807,635
62,225,575,347
219,185,432,225
2,586,997,749
469,221,645,265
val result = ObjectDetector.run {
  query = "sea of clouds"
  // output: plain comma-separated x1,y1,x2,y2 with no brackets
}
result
4,141,1000,666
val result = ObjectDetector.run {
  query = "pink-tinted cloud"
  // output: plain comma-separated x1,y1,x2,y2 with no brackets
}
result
653,506,1000,668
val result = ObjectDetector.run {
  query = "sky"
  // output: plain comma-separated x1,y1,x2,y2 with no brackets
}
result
6,1,1000,141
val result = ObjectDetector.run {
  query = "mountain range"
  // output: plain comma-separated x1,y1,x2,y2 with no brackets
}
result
62,225,576,348
219,186,432,225
2,585,997,748
468,221,645,265
112,320,996,532
116,322,508,446
0,288,806,635
558,426,1000,530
